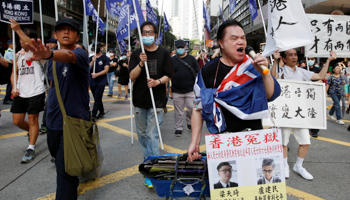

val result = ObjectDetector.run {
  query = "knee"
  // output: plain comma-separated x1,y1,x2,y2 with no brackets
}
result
13,119,23,126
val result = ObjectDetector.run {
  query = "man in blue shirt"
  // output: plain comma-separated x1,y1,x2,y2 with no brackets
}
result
26,18,90,200
3,40,16,105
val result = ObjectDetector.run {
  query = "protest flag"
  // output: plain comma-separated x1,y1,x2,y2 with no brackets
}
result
248,0,258,21
229,0,236,15
203,1,211,31
146,0,159,25
219,4,225,22
164,12,169,32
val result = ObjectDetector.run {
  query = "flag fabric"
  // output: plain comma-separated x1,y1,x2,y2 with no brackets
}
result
155,30,163,45
203,2,211,31
248,0,258,21
116,0,145,42
118,38,128,54
219,5,225,22
146,0,159,25
85,0,106,35
193,56,272,133
229,0,236,14
106,0,122,18
163,12,170,32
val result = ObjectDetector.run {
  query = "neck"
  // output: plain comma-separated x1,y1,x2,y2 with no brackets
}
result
96,52,102,57
287,64,297,71
60,44,76,51
144,43,158,51
179,52,187,58
220,54,238,67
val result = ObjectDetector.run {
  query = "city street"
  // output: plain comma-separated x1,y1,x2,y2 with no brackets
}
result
0,85,349,200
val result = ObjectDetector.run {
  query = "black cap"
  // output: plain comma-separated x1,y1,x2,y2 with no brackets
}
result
175,40,186,48
92,42,102,48
55,18,80,33
47,38,57,43
7,39,12,44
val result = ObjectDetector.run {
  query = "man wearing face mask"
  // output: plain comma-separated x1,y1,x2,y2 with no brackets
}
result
117,52,129,99
171,40,200,136
129,21,174,188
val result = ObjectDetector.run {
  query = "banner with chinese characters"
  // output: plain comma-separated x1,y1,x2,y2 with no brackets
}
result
0,0,33,24
205,128,287,200
305,14,350,58
263,79,327,129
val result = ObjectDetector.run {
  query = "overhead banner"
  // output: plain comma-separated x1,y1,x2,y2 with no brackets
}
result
263,80,327,129
262,0,313,57
305,14,350,58
205,128,287,200
0,0,33,24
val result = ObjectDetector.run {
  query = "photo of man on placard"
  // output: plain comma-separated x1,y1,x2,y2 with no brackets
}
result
213,161,238,189
257,158,282,185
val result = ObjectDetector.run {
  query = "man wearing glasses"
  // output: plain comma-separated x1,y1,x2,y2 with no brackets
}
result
257,158,281,185
129,21,174,188
214,162,238,189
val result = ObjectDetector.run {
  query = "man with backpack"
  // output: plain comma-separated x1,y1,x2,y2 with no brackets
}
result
89,42,110,120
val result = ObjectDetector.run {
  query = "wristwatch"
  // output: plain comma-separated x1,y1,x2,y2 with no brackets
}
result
45,50,54,60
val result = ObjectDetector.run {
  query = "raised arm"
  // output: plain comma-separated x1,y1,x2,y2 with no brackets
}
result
312,51,336,80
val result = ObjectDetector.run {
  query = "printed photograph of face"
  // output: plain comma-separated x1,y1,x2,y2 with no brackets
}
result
212,161,238,189
256,156,283,185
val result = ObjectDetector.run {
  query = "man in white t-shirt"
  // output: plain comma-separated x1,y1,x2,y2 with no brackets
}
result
271,48,336,181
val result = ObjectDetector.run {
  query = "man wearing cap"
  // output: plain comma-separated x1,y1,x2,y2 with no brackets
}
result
25,18,90,199
3,39,16,105
107,49,117,97
129,21,174,188
47,38,58,50
89,42,109,120
171,40,200,137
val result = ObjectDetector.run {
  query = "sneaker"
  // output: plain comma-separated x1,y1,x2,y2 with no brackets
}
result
328,114,336,120
336,120,345,125
40,126,47,134
293,165,313,180
346,108,350,114
175,130,182,137
285,167,290,179
144,178,153,188
117,94,122,98
187,124,192,131
125,95,128,100
310,132,318,138
21,149,35,163
51,157,55,163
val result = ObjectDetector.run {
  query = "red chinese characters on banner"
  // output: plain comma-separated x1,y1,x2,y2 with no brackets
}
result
263,132,280,143
227,136,243,147
209,134,224,149
245,134,261,145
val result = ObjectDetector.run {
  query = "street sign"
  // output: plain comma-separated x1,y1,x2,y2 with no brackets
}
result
193,44,201,50
0,0,34,24
205,40,213,47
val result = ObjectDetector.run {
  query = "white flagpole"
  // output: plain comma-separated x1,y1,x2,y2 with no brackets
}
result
12,31,16,91
127,4,134,144
256,0,273,65
54,0,60,49
106,9,109,56
39,0,44,42
93,0,101,74
132,0,164,150
83,0,90,49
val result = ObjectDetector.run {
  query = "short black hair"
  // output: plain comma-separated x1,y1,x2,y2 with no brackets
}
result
217,20,243,42
217,162,232,171
140,21,158,34
23,28,38,41
262,158,275,169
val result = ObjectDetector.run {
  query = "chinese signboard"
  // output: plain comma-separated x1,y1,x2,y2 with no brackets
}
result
205,128,286,200
263,80,327,129
206,40,213,47
0,0,33,24
305,14,350,58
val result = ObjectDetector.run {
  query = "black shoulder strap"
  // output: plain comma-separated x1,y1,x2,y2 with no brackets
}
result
175,55,198,79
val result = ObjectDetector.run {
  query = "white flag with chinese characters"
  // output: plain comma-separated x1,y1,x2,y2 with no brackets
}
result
262,0,313,57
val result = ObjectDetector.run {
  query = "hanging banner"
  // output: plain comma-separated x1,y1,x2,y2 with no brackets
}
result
263,80,327,129
0,0,33,24
262,0,313,57
305,14,350,58
205,128,287,200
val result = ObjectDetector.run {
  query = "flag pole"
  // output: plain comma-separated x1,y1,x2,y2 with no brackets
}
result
127,3,134,144
106,7,109,56
93,0,101,74
54,0,60,49
12,30,16,91
132,0,164,150
83,0,90,49
256,0,273,65
39,0,44,42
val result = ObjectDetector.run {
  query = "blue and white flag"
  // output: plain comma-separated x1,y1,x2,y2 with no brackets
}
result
248,0,258,21
85,0,106,35
118,38,128,54
146,0,159,25
203,2,211,31
163,12,169,32
193,56,278,133
219,4,225,22
155,30,163,45
229,0,236,15
116,0,145,42
106,0,122,18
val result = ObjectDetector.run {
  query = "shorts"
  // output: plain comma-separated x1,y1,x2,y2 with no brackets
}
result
11,92,45,114
344,84,350,94
281,128,310,145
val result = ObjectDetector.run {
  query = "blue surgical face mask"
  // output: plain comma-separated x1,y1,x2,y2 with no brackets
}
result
176,48,185,55
314,65,319,68
142,36,154,46
308,60,315,66
122,56,127,60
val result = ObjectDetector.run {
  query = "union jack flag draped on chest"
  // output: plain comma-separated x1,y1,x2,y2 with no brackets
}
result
194,55,270,133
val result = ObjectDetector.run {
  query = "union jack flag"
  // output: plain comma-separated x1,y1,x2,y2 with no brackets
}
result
194,55,273,133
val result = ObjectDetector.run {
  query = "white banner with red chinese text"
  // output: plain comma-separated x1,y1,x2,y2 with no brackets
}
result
263,79,327,129
305,14,350,58
205,128,287,200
